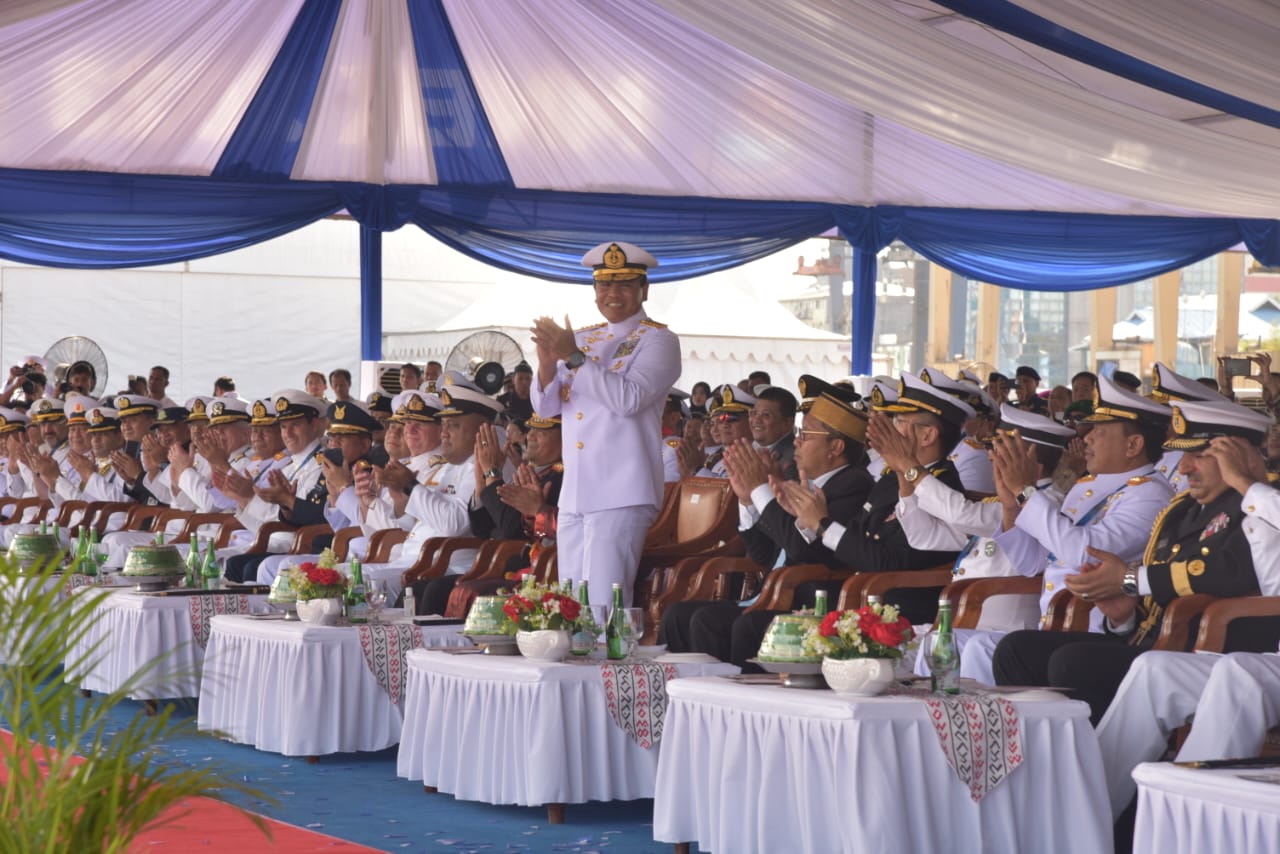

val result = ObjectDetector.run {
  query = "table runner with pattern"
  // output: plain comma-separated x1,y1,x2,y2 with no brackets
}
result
923,694,1024,801
187,594,251,649
59,573,97,600
600,662,679,749
357,623,423,705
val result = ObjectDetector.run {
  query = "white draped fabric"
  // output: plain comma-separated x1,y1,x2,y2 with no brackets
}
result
396,650,738,807
197,615,469,757
62,589,219,700
1,0,1279,214
1134,763,1280,854
653,678,1112,854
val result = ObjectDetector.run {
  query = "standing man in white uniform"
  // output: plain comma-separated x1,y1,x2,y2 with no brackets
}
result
530,241,682,607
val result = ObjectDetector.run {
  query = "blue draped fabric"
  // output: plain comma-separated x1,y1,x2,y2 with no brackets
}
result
0,167,1278,367
932,1,1280,130
406,0,513,187
360,227,383,361
213,0,344,180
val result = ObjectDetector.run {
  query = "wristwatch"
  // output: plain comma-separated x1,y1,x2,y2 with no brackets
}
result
565,350,586,369
902,466,922,483
815,516,833,539
483,467,503,481
1121,566,1140,597
1015,485,1037,506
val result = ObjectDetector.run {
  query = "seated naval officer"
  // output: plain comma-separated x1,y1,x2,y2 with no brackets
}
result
1149,361,1223,494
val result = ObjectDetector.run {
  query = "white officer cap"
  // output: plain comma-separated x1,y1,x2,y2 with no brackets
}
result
1166,399,1274,451
1085,376,1171,427
1150,362,1218,404
581,241,659,282
877,372,976,427
270,389,328,421
208,398,251,426
997,404,1076,448
185,396,213,423
0,406,30,433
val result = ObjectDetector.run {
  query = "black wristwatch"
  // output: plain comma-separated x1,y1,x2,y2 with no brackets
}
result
566,350,586,369
484,467,503,482
815,516,833,539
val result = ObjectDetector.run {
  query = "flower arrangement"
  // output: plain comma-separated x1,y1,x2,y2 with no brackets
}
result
502,583,582,631
287,561,348,601
316,547,338,570
802,602,914,660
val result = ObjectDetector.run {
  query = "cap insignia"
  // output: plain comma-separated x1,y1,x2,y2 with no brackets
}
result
275,397,289,413
1171,407,1187,436
252,401,267,419
334,404,346,421
603,243,627,269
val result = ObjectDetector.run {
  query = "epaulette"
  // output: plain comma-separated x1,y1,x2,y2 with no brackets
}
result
929,466,948,477
579,322,607,331
1269,471,1280,484
665,438,681,448
1128,476,1152,486
964,437,987,450
551,462,565,473
981,495,1002,504
639,319,668,328
1077,474,1097,483
273,451,287,460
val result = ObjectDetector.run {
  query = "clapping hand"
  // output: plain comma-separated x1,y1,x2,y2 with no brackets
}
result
771,468,828,531
216,468,255,504
109,449,142,483
530,314,577,364
497,463,550,516
989,431,1038,508
723,438,771,504
866,412,920,473
255,467,295,507
141,433,168,473
1065,546,1137,624
376,459,416,492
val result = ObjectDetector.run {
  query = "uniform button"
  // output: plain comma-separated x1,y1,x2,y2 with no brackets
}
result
957,568,966,576
1045,582,1054,591
1085,489,1093,497
1249,505,1256,512
576,442,584,449
576,412,583,420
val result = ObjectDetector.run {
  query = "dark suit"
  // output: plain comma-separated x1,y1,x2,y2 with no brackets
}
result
659,463,873,664
993,488,1262,723
121,441,160,506
717,460,965,668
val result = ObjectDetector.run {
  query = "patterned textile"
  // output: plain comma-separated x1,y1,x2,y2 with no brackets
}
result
923,695,1024,801
600,662,678,750
357,623,423,705
59,573,97,600
187,593,250,649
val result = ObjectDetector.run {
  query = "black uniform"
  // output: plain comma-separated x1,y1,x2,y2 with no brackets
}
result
992,488,1262,723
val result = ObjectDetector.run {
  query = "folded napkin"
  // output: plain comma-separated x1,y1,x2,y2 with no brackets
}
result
654,652,718,664
357,623,424,705
187,593,250,649
600,661,679,749
923,694,1024,801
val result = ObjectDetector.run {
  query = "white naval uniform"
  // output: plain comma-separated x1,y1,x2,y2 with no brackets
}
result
356,457,475,603
1156,449,1188,494
661,437,682,482
226,441,324,559
1096,480,1280,817
529,309,681,607
943,465,1176,684
947,437,996,494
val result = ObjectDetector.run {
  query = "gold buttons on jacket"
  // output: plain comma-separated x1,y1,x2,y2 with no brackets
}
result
1045,582,1054,591
576,442,584,449
576,412,583,420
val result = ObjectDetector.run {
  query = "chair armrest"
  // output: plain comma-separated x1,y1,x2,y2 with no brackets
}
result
399,537,456,587
243,521,295,555
455,539,527,583
88,502,131,534
364,528,408,564
52,500,88,528
171,512,232,542
951,575,1044,630
857,566,954,609
1194,596,1280,652
531,545,557,585
330,525,364,561
1045,589,1096,633
1152,594,1219,652
289,524,333,554
746,564,849,613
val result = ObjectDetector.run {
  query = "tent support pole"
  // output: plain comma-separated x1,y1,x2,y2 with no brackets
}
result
850,247,876,375
360,226,383,361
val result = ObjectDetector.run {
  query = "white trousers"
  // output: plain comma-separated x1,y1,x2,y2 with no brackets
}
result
556,504,658,608
1096,650,1280,820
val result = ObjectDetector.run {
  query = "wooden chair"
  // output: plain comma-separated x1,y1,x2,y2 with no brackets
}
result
401,537,486,587
642,554,768,643
1194,595,1280,652
363,528,408,563
746,563,851,613
0,496,49,524
950,575,1044,630
638,477,743,611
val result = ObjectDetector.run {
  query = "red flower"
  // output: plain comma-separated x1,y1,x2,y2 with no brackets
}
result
305,566,343,587
864,613,913,648
502,594,534,622
559,596,581,622
818,610,842,637
297,562,319,574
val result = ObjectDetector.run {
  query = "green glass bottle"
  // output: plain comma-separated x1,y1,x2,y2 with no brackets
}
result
813,589,829,618
185,535,201,588
155,530,164,546
570,580,593,656
605,583,627,661
201,540,220,590
346,558,367,623
929,597,960,695
85,527,100,576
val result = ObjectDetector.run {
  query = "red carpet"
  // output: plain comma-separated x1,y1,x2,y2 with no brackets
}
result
1,730,380,852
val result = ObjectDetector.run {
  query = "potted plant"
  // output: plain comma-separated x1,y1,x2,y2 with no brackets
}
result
287,561,348,626
802,602,914,695
501,584,582,661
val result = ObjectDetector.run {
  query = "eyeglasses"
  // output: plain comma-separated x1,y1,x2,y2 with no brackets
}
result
714,414,742,423
797,429,835,441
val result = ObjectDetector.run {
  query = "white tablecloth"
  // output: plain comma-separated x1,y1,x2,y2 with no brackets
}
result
197,615,470,757
1133,762,1280,854
653,678,1113,854
62,588,226,700
397,651,738,807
